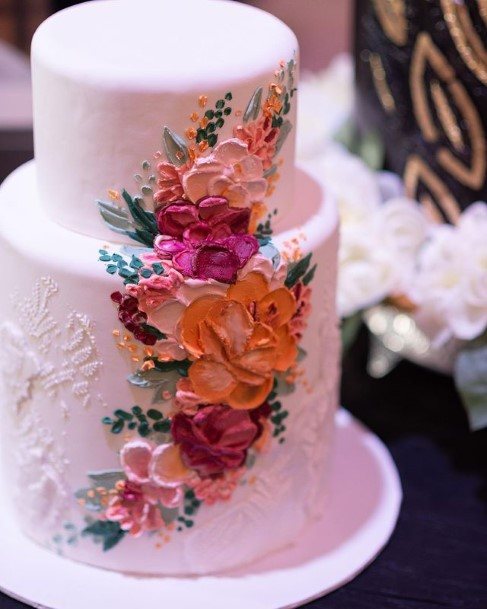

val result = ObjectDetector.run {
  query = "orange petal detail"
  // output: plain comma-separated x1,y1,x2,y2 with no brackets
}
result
227,272,269,308
180,295,222,356
228,376,274,410
257,287,296,329
188,359,237,402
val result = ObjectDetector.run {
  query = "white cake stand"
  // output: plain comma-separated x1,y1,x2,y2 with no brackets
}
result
0,409,402,609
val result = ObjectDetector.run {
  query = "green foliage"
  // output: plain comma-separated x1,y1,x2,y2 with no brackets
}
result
102,404,172,437
285,253,313,288
243,86,263,123
163,126,189,166
176,489,202,531
97,189,158,247
82,520,126,552
454,333,487,431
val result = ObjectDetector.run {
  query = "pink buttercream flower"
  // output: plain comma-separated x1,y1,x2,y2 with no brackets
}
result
125,268,183,314
192,469,245,506
105,438,196,537
105,480,166,537
154,196,258,283
182,139,267,207
289,281,313,339
234,116,279,171
154,161,188,205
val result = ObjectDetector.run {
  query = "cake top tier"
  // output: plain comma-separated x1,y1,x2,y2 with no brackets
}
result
32,0,299,242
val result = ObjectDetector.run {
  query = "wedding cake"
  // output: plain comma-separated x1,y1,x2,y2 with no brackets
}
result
0,0,339,575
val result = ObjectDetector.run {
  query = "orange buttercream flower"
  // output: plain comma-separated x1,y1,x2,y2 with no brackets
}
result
180,272,297,409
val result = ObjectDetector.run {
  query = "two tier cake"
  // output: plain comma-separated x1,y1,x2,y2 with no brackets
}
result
0,0,339,575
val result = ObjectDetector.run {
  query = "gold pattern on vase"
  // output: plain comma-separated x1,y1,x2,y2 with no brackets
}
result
369,52,396,113
372,0,408,46
404,155,461,224
441,0,487,86
410,32,486,191
430,81,465,153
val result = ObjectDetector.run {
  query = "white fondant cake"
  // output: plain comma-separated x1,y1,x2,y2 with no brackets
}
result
0,0,340,575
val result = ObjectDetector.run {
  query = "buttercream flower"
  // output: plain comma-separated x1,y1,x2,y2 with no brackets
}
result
171,405,259,476
105,439,194,537
126,268,183,314
234,116,278,171
408,202,487,342
180,272,298,409
153,195,258,284
192,468,245,505
110,292,159,346
182,139,267,207
105,480,166,537
154,161,188,205
173,377,205,416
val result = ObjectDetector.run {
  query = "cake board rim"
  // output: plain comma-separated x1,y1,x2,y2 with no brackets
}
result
0,408,402,609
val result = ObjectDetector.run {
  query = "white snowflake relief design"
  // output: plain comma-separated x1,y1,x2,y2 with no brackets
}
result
0,322,40,415
10,276,103,410
13,276,60,353
14,409,71,532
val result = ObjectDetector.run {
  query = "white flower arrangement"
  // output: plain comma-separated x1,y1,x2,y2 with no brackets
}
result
298,56,487,429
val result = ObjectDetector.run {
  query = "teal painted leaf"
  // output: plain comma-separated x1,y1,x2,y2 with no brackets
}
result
163,126,189,166
274,371,296,396
122,190,158,236
284,253,312,288
97,201,135,234
274,120,292,156
83,521,125,552
243,87,263,123
454,336,487,431
87,470,125,489
302,264,317,286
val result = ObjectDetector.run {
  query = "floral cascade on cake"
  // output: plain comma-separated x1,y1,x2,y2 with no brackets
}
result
74,58,318,551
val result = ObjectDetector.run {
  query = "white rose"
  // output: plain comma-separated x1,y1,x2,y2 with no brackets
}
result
297,54,353,159
408,204,487,342
338,228,398,318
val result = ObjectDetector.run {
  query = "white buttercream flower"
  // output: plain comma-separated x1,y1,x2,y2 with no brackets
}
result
408,202,487,342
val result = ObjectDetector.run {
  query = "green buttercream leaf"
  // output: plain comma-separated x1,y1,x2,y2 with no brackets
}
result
284,253,312,288
454,335,487,431
83,521,126,552
274,120,292,156
243,87,263,123
302,264,317,286
163,126,189,166
88,470,125,489
97,200,134,234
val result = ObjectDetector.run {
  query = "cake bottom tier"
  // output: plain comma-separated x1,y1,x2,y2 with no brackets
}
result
0,161,339,575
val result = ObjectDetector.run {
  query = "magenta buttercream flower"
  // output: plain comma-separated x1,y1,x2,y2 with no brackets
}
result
154,196,258,283
171,405,260,477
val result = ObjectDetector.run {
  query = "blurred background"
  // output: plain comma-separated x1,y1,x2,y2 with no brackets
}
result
0,0,352,181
